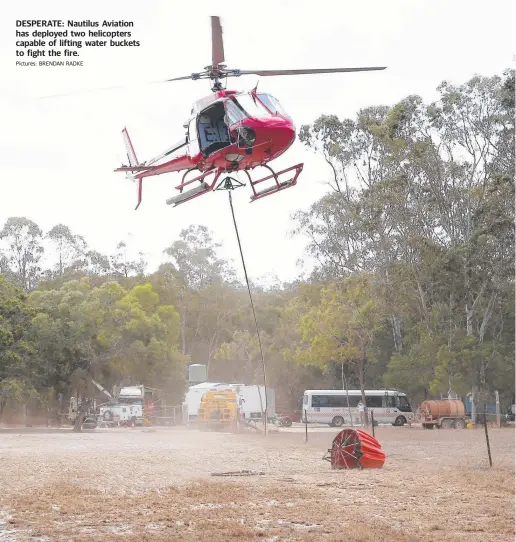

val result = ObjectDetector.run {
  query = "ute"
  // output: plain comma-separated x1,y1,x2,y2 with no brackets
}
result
197,389,239,432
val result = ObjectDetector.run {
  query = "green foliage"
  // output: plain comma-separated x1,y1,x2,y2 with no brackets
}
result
0,275,35,381
0,217,44,291
293,275,385,406
295,69,514,405
0,68,513,418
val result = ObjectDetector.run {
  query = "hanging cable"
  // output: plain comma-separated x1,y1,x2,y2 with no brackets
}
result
226,189,268,436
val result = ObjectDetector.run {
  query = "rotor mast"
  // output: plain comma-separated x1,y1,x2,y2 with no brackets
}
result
210,16,225,91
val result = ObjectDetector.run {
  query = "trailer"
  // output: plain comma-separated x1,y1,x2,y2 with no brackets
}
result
419,399,468,429
238,385,276,422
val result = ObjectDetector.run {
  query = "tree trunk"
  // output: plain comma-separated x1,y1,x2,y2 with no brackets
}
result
73,408,85,432
390,315,403,352
416,279,431,332
471,386,478,424
358,355,369,426
73,379,87,432
466,305,474,337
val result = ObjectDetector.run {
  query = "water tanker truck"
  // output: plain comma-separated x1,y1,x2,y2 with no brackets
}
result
197,389,239,432
419,399,468,429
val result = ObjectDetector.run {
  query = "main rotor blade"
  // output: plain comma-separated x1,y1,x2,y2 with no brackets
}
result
165,74,200,82
211,16,225,66
233,67,386,77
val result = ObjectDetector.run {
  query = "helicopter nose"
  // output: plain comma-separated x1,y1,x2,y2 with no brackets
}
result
273,123,295,147
261,119,295,154
256,118,295,147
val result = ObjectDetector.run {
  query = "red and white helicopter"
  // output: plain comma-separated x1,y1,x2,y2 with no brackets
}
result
116,16,385,209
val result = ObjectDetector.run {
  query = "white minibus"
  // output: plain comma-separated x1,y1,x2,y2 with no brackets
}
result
302,389,413,427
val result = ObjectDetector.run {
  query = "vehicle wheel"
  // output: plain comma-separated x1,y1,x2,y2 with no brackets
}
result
423,423,434,429
332,416,344,427
280,416,292,428
82,417,97,430
393,416,406,427
454,418,466,429
441,418,455,429
103,411,113,421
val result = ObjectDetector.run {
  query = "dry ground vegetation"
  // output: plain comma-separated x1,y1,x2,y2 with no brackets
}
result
0,425,513,541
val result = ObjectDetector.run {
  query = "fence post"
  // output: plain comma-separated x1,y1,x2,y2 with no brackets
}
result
304,409,308,443
483,407,493,467
495,390,501,428
371,411,375,438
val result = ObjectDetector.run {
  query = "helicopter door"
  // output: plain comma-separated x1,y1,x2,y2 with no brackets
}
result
197,102,231,157
188,118,200,156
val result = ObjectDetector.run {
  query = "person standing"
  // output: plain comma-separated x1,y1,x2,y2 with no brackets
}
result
358,401,365,426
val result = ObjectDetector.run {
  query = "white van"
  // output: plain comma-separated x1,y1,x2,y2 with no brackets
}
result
302,389,413,426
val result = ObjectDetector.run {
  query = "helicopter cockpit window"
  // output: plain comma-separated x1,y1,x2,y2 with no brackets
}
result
257,93,291,120
225,94,271,125
225,100,247,125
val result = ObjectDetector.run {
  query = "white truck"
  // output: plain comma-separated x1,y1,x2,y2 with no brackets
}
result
182,382,276,425
99,385,145,426
238,385,276,422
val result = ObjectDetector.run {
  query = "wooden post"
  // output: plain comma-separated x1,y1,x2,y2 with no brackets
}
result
495,390,501,428
371,411,375,437
304,410,308,443
483,407,493,467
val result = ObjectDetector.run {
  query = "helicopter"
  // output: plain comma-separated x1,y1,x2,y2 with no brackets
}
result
115,16,386,209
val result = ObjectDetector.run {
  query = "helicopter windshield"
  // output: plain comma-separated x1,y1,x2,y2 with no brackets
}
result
256,93,290,119
225,94,272,125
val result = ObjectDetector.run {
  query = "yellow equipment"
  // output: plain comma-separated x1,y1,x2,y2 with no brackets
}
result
198,389,239,432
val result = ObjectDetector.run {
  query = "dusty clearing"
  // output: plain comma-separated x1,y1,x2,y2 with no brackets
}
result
0,425,513,541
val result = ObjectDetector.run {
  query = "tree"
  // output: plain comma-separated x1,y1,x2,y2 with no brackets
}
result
27,279,188,429
162,225,237,358
110,240,147,279
267,286,329,410
0,217,44,291
293,70,514,410
85,250,111,276
0,275,35,420
46,224,88,278
163,225,233,290
297,275,385,423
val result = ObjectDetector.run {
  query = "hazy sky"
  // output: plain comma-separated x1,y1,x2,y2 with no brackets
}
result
0,0,513,284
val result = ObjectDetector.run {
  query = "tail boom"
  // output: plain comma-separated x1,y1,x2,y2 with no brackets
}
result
115,128,193,210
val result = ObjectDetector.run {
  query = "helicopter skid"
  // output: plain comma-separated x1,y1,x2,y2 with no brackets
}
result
166,168,223,207
247,163,303,202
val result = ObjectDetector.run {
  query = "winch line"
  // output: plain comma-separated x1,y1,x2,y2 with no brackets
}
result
226,190,269,436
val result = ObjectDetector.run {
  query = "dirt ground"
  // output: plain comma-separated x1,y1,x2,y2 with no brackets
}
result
0,424,514,541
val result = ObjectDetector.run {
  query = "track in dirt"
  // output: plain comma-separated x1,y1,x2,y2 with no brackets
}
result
0,425,514,541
